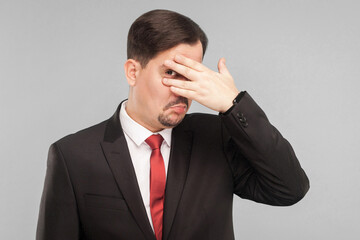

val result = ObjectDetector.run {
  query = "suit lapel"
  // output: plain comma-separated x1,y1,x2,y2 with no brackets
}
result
100,103,155,240
163,124,193,240
101,103,194,240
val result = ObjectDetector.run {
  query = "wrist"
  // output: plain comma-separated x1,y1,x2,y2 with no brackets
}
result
220,91,239,113
220,91,245,115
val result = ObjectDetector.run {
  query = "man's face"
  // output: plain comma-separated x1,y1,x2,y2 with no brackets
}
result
127,41,203,132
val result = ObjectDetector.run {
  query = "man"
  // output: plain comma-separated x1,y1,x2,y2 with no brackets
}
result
37,9,309,240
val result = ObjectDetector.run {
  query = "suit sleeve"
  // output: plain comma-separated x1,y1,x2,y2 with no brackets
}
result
36,143,81,239
221,92,310,206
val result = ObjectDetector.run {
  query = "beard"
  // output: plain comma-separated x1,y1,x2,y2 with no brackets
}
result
157,97,189,128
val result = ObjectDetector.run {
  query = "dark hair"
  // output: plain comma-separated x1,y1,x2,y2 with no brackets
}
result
127,9,208,68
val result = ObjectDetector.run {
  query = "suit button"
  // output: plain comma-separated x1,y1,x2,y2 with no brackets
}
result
236,113,248,128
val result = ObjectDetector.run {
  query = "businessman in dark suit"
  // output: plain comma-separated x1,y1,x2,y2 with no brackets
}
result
36,9,309,240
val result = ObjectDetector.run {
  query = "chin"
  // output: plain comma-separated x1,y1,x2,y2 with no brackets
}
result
158,113,185,128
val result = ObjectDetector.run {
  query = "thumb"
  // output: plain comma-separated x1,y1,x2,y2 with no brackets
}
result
217,57,230,75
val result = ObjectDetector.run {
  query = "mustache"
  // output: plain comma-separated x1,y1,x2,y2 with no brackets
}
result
163,97,189,111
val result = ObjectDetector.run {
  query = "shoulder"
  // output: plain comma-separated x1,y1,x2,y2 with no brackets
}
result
53,119,108,153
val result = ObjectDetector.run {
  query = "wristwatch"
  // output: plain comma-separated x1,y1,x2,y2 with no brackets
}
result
220,91,245,115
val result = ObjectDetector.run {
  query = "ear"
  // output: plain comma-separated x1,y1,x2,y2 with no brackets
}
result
124,59,141,86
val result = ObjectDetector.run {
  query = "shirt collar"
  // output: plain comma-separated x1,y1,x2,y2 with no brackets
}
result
119,101,172,147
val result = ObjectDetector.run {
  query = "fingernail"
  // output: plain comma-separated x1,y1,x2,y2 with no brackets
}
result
163,78,168,83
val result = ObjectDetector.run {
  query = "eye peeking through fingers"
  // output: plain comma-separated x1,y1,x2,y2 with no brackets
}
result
165,69,177,77
165,70,189,81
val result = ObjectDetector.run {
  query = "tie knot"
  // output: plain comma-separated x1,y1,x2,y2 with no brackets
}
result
145,134,164,150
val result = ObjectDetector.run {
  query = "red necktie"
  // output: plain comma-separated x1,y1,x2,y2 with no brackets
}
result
145,134,166,240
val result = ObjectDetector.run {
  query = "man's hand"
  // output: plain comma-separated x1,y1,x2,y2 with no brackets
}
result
162,55,239,113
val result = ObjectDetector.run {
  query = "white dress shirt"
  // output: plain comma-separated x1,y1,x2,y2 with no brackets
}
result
119,101,172,231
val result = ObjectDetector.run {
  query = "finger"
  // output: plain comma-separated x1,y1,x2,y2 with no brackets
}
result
163,78,196,91
217,57,231,76
164,60,198,81
169,86,196,100
174,54,207,72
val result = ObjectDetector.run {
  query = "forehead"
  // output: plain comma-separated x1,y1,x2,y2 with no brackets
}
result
150,41,203,66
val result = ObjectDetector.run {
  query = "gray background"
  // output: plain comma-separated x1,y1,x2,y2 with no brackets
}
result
1,0,359,239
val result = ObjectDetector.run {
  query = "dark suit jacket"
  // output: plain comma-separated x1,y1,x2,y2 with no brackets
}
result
36,92,309,240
